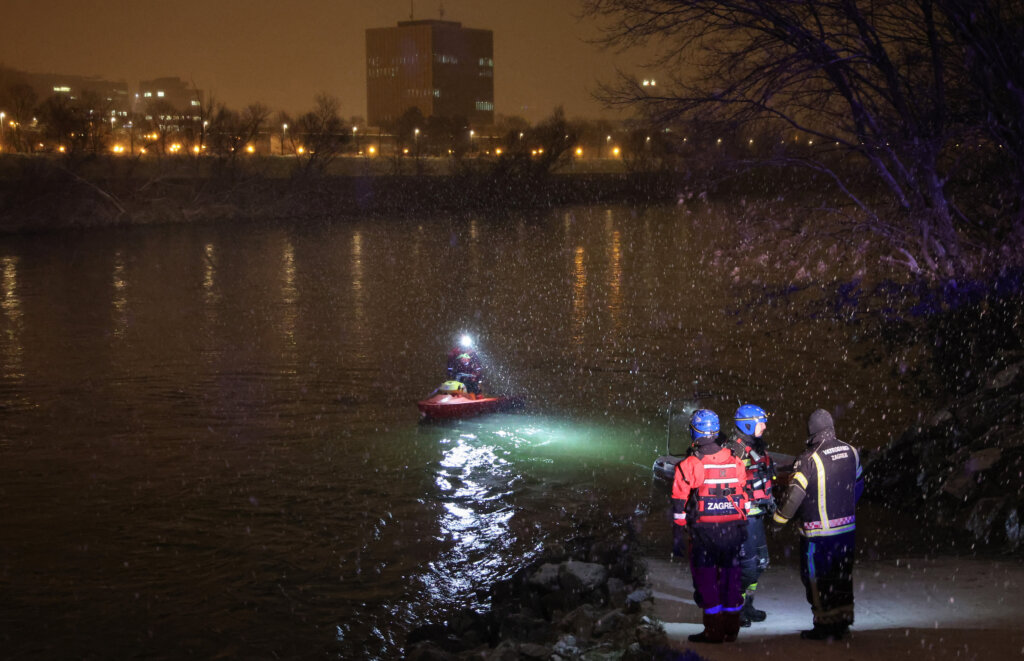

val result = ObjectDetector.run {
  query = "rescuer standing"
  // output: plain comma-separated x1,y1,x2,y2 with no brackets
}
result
722,403,776,627
672,409,751,643
772,408,864,640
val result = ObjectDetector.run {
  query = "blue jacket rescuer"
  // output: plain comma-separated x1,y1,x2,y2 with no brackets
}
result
722,403,776,627
772,408,864,641
672,409,751,644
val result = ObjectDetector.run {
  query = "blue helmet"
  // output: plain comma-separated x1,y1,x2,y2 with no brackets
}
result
689,409,720,441
734,404,768,436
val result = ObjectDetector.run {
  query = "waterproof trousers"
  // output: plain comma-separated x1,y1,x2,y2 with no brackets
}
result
739,514,769,597
800,531,855,628
689,523,747,616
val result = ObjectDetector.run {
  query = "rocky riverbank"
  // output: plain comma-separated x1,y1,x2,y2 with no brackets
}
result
403,526,679,661
865,349,1024,552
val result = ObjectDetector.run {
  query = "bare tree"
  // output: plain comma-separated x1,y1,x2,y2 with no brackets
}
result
0,83,38,152
289,93,348,175
582,0,1015,276
207,102,270,163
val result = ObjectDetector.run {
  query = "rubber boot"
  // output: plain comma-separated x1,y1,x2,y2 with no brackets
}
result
722,610,742,642
740,594,766,626
688,612,725,644
800,623,844,640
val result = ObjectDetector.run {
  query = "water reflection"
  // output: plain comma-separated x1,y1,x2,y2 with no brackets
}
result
1,255,23,380
349,230,370,360
281,239,298,366
111,250,128,339
608,229,623,330
572,246,587,346
202,242,218,305
423,431,515,598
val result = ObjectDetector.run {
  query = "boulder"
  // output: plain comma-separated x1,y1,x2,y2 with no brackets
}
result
551,634,579,659
606,577,627,608
967,447,1003,472
528,563,562,591
499,613,551,645
484,640,519,661
560,560,609,593
624,588,653,614
404,641,459,661
594,609,627,637
986,362,1022,391
965,497,1009,543
559,603,598,638
633,617,667,648
518,643,552,660
1006,507,1023,551
927,409,954,427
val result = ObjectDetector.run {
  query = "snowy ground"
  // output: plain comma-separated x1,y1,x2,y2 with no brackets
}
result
647,554,1024,660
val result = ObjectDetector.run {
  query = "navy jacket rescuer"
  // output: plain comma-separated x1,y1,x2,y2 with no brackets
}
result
772,408,864,641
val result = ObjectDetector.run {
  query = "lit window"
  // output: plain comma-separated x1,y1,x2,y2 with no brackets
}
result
144,92,152,98
433,89,440,98
191,100,200,106
475,101,494,111
157,91,165,97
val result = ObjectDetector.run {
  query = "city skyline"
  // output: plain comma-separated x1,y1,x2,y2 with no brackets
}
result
0,0,658,122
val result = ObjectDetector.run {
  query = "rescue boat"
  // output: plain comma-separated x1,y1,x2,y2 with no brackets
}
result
417,380,523,420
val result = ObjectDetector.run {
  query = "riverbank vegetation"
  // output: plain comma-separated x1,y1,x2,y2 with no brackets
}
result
583,0,1024,280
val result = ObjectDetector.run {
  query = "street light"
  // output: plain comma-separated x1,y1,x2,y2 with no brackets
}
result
0,111,5,148
281,123,288,155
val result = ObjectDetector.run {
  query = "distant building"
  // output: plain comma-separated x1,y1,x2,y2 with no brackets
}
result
0,65,131,118
366,19,494,128
136,77,202,117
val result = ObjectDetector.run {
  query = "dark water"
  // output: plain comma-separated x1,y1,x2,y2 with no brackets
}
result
0,205,920,659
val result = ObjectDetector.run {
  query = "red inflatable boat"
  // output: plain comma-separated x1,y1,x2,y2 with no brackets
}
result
417,380,523,420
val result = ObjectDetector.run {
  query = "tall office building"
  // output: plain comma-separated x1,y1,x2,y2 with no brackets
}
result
366,19,494,128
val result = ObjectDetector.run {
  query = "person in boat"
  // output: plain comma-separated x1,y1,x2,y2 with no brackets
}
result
672,408,751,644
446,335,484,395
772,408,863,641
721,404,776,627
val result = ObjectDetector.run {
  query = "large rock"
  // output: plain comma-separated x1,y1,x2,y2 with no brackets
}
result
1006,507,1023,551
965,497,1010,543
967,447,1003,472
518,642,552,659
499,613,552,645
986,362,1022,391
624,588,653,614
559,603,598,638
527,563,562,591
593,609,627,637
560,560,609,593
606,577,627,608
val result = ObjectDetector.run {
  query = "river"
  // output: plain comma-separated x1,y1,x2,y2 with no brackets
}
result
0,203,921,659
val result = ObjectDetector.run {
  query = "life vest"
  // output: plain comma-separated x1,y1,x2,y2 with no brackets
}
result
746,449,774,510
724,436,775,514
690,448,750,525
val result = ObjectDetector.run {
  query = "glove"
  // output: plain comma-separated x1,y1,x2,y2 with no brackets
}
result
672,524,687,558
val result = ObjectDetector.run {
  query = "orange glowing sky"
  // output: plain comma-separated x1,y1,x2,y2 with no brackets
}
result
0,0,660,122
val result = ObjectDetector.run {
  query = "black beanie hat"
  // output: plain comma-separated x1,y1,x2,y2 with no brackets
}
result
807,408,834,436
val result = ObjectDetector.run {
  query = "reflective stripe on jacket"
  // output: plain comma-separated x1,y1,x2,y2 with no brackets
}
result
772,430,862,537
672,446,750,526
724,435,776,516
